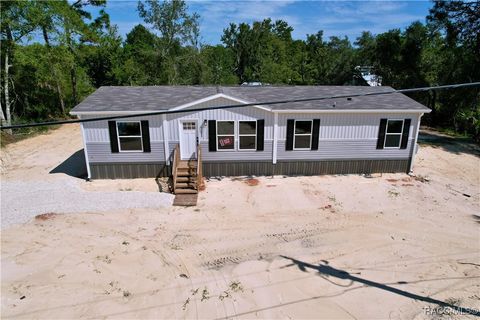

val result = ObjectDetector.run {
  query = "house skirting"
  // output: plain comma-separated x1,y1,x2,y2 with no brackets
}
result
90,162,170,179
90,159,410,179
202,159,410,177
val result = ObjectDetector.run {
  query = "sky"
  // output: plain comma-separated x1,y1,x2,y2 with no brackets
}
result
94,0,432,44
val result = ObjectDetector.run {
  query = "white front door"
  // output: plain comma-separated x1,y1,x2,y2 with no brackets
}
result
180,121,197,160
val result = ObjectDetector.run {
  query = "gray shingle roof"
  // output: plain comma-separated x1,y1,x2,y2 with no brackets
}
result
70,85,430,113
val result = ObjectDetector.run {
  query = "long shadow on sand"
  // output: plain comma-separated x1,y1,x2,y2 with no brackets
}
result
418,131,480,157
49,149,87,179
279,256,479,317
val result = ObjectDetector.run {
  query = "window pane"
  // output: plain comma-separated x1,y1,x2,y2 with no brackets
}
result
217,121,234,135
217,136,235,149
239,136,256,149
387,120,403,134
239,121,256,134
295,121,312,134
117,122,141,136
183,122,196,130
294,135,311,149
119,137,143,151
385,134,401,147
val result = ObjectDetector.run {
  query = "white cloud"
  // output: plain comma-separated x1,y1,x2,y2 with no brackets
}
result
105,0,139,10
114,21,143,36
190,0,300,42
103,0,429,44
290,1,426,41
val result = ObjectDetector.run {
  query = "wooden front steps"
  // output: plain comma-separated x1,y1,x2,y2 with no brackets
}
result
172,144,203,206
174,160,198,195
173,193,198,206
173,160,198,206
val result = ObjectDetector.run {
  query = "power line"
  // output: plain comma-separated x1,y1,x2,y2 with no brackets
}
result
1,82,479,130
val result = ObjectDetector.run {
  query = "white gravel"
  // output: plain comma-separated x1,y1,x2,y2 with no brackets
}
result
1,179,174,229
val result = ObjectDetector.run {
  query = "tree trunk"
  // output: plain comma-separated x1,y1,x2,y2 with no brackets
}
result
65,24,77,105
42,26,66,116
4,51,11,126
430,90,437,125
70,68,77,105
3,25,13,134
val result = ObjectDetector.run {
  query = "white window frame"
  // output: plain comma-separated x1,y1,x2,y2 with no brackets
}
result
238,120,257,151
384,119,404,149
116,120,143,153
216,120,236,151
293,120,313,150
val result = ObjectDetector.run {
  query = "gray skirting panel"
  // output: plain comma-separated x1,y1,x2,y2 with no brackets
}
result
90,159,409,179
90,162,171,179
202,159,410,177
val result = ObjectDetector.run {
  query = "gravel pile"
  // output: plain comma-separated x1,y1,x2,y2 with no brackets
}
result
1,180,174,229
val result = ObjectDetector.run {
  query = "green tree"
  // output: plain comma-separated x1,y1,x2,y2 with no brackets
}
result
221,19,296,84
355,31,376,66
1,0,37,128
199,45,238,84
427,0,480,139
137,0,200,84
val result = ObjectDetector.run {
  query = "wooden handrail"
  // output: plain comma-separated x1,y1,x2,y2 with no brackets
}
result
196,144,203,191
172,144,180,192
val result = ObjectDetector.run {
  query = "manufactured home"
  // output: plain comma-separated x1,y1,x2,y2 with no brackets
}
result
70,86,430,188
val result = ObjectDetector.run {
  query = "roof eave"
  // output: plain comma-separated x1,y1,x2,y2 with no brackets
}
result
273,108,431,114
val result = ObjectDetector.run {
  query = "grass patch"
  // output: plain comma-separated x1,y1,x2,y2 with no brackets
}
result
229,281,244,292
1,124,62,147
388,190,400,197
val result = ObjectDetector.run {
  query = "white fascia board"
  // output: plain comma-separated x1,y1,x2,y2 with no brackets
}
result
79,122,92,180
273,109,431,114
169,93,224,111
70,110,158,116
409,113,424,173
216,94,272,112
272,112,278,164
169,93,272,112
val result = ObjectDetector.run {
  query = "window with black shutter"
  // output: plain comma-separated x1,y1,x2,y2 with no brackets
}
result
208,120,217,152
108,121,119,153
238,121,256,150
256,119,264,151
377,118,411,149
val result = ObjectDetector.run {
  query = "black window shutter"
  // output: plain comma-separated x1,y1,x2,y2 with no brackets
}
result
141,120,151,152
208,120,217,152
108,121,119,153
400,119,411,149
256,119,264,151
376,119,388,149
311,119,320,150
286,119,294,151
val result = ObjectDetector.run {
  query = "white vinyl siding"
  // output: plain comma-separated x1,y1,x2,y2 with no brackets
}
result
86,142,165,163
81,115,163,143
276,113,419,161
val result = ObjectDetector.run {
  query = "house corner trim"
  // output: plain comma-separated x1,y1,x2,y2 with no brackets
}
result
272,112,278,164
162,114,170,165
409,113,423,172
80,121,92,180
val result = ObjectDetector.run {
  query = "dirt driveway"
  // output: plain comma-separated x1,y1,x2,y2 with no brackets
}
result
0,125,172,228
1,125,479,319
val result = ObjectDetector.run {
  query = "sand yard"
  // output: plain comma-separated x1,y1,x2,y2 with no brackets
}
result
1,125,479,319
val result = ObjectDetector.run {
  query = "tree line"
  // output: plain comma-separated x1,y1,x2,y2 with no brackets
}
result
1,0,479,139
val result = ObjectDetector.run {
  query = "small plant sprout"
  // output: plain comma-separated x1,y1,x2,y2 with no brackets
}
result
182,297,190,310
201,287,210,301
229,281,244,292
